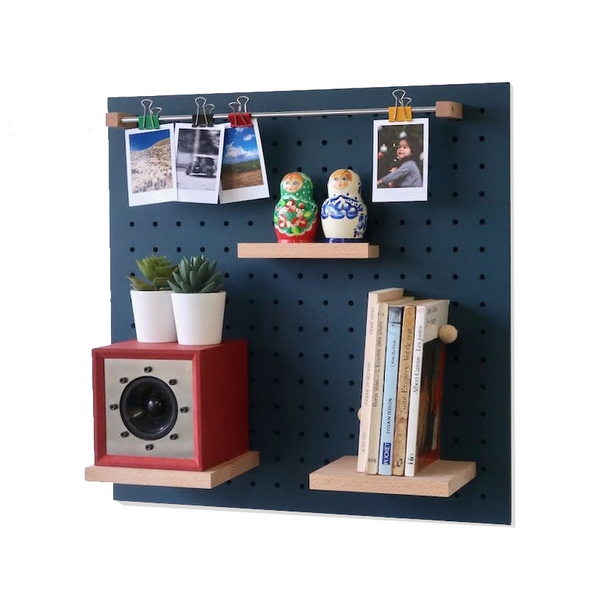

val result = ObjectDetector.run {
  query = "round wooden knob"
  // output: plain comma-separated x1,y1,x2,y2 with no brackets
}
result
439,324,458,344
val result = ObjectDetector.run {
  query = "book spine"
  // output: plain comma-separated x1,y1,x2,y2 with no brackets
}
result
404,305,426,477
365,302,390,474
377,307,402,475
356,295,379,472
392,304,415,476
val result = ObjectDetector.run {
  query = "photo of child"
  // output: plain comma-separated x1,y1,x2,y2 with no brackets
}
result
372,119,429,202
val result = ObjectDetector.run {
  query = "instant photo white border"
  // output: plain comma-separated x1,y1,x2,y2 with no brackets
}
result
175,123,225,204
125,125,178,207
219,118,270,204
372,118,429,203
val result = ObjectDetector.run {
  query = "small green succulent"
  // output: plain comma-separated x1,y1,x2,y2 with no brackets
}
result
169,255,223,293
128,255,178,291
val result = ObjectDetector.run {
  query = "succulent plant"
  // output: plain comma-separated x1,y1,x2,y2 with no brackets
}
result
127,255,178,291
168,255,223,294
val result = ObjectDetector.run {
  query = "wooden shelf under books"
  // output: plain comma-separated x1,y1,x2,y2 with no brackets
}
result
309,456,476,498
237,243,379,259
85,451,259,489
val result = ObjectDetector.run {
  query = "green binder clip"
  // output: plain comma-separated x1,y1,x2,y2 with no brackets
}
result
138,98,161,130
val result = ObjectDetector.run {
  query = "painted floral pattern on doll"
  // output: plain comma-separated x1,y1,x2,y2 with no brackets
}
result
273,172,319,242
321,169,368,242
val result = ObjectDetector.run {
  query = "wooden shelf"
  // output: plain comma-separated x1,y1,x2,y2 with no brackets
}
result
85,451,259,489
237,243,379,259
309,456,476,498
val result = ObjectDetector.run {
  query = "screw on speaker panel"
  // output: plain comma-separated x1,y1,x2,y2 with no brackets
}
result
180,407,189,413
143,366,153,373
170,433,179,440
169,379,177,386
120,431,129,438
145,444,154,451
119,377,128,384
109,404,118,411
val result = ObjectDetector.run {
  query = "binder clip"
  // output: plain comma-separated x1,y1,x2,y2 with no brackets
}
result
388,89,413,122
228,95,252,128
138,98,161,129
192,96,215,127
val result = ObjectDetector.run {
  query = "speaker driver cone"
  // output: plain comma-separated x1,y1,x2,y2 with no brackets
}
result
120,376,178,441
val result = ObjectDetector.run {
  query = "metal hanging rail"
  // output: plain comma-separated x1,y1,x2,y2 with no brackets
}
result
118,105,438,124
105,90,463,128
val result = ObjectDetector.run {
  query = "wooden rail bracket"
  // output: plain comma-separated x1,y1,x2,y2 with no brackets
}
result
435,101,463,119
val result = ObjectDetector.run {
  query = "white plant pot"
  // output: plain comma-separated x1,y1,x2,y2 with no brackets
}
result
171,291,226,346
130,290,177,343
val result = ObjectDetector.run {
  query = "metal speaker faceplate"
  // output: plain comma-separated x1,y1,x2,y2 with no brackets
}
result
104,359,194,458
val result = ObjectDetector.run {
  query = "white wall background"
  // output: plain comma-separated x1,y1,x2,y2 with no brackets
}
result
1,1,598,598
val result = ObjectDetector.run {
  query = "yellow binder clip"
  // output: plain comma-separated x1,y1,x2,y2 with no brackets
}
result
388,88,413,122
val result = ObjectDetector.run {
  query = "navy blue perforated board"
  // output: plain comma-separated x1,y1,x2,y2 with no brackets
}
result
107,83,511,524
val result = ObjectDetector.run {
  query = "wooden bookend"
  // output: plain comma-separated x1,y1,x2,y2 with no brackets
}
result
439,324,459,344
106,112,136,129
435,101,463,119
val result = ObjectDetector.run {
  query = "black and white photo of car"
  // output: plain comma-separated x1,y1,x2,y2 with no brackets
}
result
185,154,217,177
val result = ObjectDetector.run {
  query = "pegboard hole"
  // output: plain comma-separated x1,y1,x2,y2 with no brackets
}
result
479,191,486,198
321,139,328,145
176,247,182,253
129,221,135,227
176,221,182,227
452,136,458,142
273,273,279,279
323,300,329,306
348,300,354,306
224,247,230,253
347,139,353,145
426,246,432,253
298,326,304,332
274,483,280,488
479,163,486,170
324,432,330,438
297,299,304,305
479,135,486,142
297,273,303,279
248,220,254,226
129,247,135,253
200,220,205,227
298,352,304,358
153,221,158,227
452,219,459,225
480,218,486,225
348,327,354,333
452,274,459,280
452,164,459,170
480,246,486,253
322,167,328,172
323,273,329,279
323,326,329,333
323,380,330,386
453,246,459,253
323,353,329,359
348,274,354,280
348,353,355,359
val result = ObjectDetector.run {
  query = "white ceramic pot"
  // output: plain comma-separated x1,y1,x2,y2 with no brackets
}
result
171,291,226,345
130,290,177,343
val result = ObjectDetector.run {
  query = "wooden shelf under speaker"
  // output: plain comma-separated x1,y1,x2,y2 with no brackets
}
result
85,451,260,489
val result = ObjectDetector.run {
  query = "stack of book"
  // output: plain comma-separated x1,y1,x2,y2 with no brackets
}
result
357,288,450,477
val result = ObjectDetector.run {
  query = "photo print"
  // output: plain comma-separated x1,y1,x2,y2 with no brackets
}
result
125,125,178,207
175,123,225,204
219,119,270,204
372,118,429,202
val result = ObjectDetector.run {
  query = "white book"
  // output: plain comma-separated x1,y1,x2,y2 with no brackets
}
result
404,299,449,477
377,306,403,475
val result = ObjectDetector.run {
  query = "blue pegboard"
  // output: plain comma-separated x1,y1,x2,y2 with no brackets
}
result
106,83,511,524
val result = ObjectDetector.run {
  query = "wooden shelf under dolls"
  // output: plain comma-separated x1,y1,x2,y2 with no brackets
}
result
85,451,259,489
309,456,476,498
237,243,379,259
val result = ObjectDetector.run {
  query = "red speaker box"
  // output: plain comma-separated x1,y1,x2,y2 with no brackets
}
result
92,340,249,471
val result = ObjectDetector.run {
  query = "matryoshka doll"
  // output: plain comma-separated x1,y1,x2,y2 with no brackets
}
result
273,172,319,243
321,169,367,242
